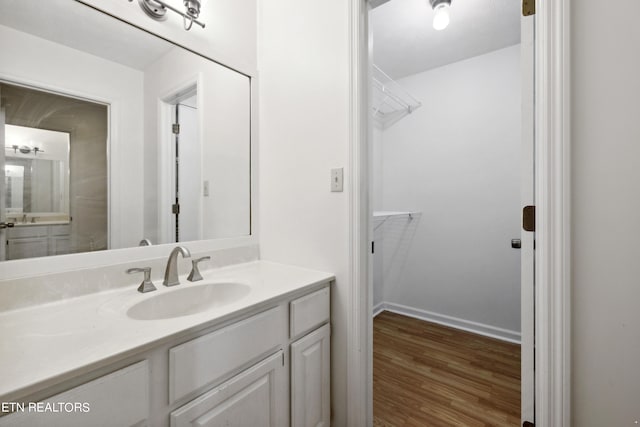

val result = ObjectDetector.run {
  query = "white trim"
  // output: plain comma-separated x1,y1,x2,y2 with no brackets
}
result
374,302,521,344
347,0,370,426
156,74,202,243
534,0,572,425
372,302,385,318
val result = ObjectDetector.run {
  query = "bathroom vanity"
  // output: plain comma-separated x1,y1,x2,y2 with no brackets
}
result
0,261,332,427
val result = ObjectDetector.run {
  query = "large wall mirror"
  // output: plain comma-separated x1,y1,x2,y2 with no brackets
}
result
0,0,251,262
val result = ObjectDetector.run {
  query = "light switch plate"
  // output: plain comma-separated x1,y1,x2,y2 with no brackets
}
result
331,168,344,192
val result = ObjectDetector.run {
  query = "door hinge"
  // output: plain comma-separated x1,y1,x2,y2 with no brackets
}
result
371,241,375,254
172,203,180,215
523,205,535,232
522,0,535,16
172,123,180,134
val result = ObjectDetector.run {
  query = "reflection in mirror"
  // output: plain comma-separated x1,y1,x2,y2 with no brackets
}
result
1,84,107,260
0,0,251,262
5,126,71,216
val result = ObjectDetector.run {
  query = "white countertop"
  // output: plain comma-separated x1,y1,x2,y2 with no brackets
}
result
0,260,334,402
11,221,70,227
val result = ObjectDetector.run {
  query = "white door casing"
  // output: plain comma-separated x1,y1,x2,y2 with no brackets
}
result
521,11,535,425
175,102,202,243
533,0,571,425
0,92,6,261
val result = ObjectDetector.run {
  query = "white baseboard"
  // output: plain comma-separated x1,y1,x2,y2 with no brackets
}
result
373,301,521,344
372,302,385,318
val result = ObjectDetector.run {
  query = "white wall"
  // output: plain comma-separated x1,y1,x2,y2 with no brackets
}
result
372,126,384,212
0,24,144,250
372,127,385,308
257,0,351,424
78,0,257,74
572,1,640,424
376,45,522,334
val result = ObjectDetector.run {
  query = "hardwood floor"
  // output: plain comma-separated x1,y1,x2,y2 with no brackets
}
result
373,311,521,427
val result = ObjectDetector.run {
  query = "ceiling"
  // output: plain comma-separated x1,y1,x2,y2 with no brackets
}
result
0,0,173,70
371,0,521,79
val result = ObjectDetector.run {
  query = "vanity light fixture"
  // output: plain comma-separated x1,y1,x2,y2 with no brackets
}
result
133,0,206,31
430,0,452,31
5,144,44,155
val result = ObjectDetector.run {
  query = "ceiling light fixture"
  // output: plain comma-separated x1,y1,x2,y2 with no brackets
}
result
429,0,452,31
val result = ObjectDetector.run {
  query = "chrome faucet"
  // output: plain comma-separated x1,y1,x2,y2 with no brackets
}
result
163,246,191,286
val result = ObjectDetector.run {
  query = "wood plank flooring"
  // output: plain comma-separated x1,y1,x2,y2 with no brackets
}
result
373,311,520,427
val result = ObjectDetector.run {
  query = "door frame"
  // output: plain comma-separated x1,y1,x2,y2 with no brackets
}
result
157,75,202,244
0,89,6,261
346,0,572,426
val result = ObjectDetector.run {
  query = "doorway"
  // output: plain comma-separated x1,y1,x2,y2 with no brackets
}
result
159,84,202,244
367,0,534,425
171,94,200,243
0,81,108,261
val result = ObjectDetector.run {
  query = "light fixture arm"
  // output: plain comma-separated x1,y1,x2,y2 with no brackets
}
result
132,0,206,30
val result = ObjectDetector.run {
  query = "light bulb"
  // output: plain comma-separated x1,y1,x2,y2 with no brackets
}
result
433,3,450,31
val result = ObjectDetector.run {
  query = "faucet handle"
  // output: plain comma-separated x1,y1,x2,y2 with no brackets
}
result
127,267,157,293
187,256,211,282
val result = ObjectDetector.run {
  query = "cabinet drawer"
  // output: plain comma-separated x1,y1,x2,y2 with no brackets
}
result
170,351,286,427
0,361,148,427
49,225,70,236
290,287,330,340
6,226,48,239
169,306,286,404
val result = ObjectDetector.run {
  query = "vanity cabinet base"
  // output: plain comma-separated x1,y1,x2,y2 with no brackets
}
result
0,283,331,427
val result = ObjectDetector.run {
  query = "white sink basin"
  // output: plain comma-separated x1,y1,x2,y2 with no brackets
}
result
127,282,251,320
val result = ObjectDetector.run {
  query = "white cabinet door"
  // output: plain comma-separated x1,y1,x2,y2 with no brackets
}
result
171,350,286,427
6,237,48,260
291,324,330,427
50,235,71,256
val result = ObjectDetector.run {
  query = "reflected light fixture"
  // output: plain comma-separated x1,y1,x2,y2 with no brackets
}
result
430,0,452,31
133,0,206,31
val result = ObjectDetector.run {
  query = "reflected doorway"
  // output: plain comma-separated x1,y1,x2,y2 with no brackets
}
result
0,82,108,261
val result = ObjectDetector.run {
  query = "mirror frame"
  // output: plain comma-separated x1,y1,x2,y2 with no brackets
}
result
0,0,258,280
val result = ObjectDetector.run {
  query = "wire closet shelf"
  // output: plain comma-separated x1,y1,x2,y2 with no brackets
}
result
372,65,422,127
